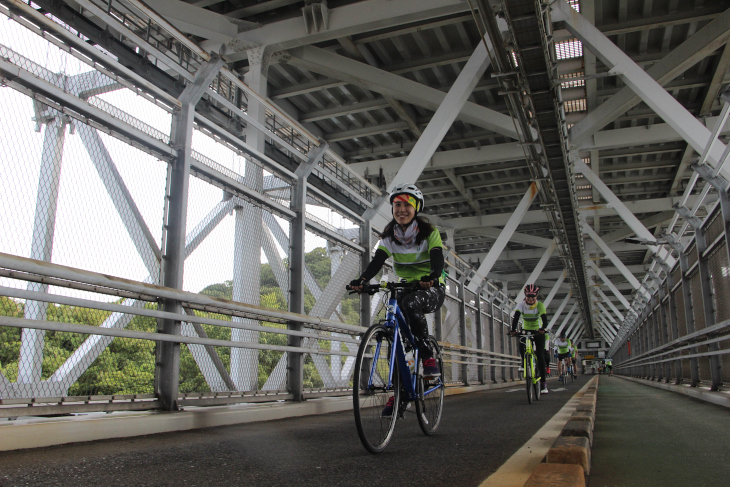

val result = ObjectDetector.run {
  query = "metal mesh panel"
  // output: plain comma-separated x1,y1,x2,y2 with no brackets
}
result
674,287,691,381
690,269,711,382
465,305,478,382
705,211,724,245
687,244,698,268
1,289,155,399
708,243,730,382
442,297,461,382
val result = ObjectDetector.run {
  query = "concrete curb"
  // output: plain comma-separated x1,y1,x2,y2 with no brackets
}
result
522,376,599,486
0,379,528,452
620,376,730,409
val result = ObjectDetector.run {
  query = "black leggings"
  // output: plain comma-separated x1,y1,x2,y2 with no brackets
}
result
398,284,445,359
518,333,547,384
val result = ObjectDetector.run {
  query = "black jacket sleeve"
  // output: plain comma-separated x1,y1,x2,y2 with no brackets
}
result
359,248,388,282
511,310,521,332
428,247,444,281
540,314,548,330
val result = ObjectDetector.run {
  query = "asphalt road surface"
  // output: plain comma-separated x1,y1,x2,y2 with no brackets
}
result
0,376,588,487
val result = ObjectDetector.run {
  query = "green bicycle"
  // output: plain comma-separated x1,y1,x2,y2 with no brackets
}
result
513,330,541,404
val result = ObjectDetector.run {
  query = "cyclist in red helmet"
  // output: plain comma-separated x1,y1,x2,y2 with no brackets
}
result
509,284,549,394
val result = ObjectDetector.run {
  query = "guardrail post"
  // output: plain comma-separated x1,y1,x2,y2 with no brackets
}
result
458,281,468,385
359,221,373,330
156,55,224,411
475,291,484,384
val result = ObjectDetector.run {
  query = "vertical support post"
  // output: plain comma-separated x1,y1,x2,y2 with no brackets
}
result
231,60,269,392
458,281,468,385
489,298,497,383
475,291,484,384
500,305,507,382
288,142,328,401
18,114,68,384
156,55,224,410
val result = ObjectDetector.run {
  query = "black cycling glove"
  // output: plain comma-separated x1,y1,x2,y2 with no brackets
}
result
349,278,365,288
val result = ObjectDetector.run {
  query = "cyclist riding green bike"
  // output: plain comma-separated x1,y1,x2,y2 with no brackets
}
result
349,183,446,416
553,332,574,381
509,284,548,394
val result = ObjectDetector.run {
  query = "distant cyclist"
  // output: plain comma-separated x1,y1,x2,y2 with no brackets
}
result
553,332,573,381
348,183,446,416
605,357,613,376
509,284,548,394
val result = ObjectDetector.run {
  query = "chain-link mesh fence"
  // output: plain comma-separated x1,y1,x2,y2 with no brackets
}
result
0,7,375,414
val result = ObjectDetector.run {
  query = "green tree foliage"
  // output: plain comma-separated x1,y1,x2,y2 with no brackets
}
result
0,247,362,397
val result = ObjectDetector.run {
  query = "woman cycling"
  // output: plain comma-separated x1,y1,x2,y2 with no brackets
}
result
349,183,446,381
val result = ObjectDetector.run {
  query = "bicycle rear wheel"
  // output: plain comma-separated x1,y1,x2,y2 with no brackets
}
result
353,324,400,454
525,355,533,404
416,336,445,436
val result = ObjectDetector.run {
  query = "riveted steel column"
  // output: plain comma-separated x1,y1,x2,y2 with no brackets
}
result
289,142,328,401
475,291,484,384
157,54,225,410
458,281,468,385
18,113,68,385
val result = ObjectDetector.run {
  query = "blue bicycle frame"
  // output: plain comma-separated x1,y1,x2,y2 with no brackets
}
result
368,289,441,402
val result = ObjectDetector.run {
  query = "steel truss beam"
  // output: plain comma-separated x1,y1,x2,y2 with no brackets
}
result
552,0,730,183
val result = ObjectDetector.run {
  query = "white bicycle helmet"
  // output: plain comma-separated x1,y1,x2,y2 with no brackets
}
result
389,183,424,212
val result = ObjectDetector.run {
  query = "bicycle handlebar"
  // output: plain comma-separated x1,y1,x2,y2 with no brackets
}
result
345,281,420,295
510,330,544,336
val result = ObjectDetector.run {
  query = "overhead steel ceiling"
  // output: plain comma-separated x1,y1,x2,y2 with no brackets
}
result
30,0,730,345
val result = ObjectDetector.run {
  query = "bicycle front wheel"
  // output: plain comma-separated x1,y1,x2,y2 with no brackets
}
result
353,324,400,454
416,336,445,436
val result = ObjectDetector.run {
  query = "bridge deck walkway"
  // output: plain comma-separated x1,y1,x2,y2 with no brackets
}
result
591,376,730,487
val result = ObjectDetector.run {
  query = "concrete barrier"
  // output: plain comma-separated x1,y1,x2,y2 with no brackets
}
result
547,436,592,474
523,376,599,486
523,463,586,487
